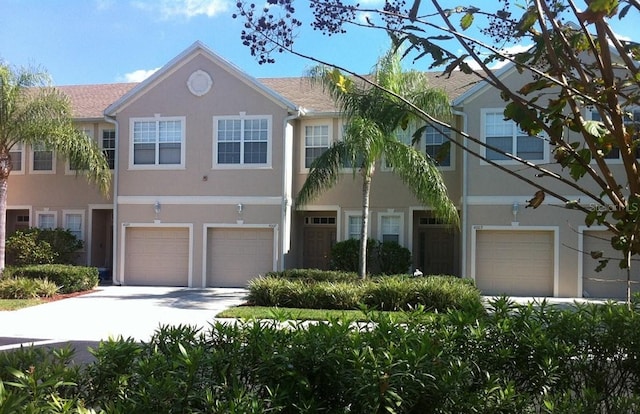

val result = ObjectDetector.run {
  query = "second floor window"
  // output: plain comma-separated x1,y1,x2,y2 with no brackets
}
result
102,129,116,169
32,143,54,172
425,126,451,167
304,124,330,168
214,115,271,167
483,109,546,162
9,142,23,172
131,117,184,168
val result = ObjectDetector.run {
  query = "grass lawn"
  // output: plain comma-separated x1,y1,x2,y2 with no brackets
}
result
0,299,44,311
216,305,439,323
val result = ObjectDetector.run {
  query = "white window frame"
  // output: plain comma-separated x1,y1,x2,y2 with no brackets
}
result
129,115,186,170
377,212,404,245
101,128,116,170
30,143,56,174
9,142,25,175
36,210,57,229
67,128,94,174
63,210,85,243
344,210,370,241
213,113,273,169
301,120,332,172
480,108,549,165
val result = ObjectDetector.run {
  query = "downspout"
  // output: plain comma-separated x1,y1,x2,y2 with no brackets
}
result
452,109,468,278
280,108,303,271
104,114,121,285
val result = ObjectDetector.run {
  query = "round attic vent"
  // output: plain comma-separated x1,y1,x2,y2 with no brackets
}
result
187,70,213,96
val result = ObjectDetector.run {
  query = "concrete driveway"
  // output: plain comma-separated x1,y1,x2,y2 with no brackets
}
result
0,286,248,358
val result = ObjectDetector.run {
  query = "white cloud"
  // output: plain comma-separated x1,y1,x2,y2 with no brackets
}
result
95,0,114,10
132,0,230,19
118,67,160,82
462,44,533,71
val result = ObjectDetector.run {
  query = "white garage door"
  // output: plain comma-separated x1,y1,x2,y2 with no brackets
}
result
475,230,554,296
207,228,274,287
124,227,189,286
582,230,636,299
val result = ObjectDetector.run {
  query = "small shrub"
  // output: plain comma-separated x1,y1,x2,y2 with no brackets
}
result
375,241,412,275
0,277,59,299
4,264,98,294
329,238,376,273
6,228,83,266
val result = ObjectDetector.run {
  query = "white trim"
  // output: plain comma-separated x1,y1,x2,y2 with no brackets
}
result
212,114,273,169
377,211,405,246
344,210,370,241
470,225,559,297
29,143,56,174
118,223,194,287
201,223,279,287
117,195,283,205
35,210,57,229
465,195,595,206
62,209,85,243
480,108,549,165
129,115,186,170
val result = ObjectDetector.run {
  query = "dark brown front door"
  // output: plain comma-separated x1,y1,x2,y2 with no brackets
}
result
303,226,336,270
417,226,457,276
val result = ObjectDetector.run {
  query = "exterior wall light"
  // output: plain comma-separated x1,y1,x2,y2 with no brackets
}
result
237,203,243,214
512,202,520,223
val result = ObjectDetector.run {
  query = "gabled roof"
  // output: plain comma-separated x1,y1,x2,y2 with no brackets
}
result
53,41,479,119
57,83,137,120
451,64,515,107
104,41,299,116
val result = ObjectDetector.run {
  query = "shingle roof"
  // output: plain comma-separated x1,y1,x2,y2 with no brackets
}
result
56,83,137,119
56,71,477,119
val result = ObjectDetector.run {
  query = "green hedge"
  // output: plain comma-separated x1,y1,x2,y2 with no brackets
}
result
248,272,483,313
3,299,640,412
3,264,99,294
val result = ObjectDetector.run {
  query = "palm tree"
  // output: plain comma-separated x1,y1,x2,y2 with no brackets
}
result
0,63,111,271
296,49,458,279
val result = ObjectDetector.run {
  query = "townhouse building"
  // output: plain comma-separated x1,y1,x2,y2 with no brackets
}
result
8,41,634,298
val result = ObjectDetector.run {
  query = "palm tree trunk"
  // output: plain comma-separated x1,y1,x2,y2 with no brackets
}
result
359,167,373,279
0,176,6,274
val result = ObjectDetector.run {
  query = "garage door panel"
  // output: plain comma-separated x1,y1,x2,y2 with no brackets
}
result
125,228,189,286
207,228,274,288
476,230,554,296
582,230,637,299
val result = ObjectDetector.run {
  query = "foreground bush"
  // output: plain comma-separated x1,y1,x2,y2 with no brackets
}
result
248,273,483,313
3,299,640,412
4,265,99,294
0,277,59,299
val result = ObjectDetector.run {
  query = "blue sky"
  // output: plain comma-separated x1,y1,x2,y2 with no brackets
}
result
1,0,637,86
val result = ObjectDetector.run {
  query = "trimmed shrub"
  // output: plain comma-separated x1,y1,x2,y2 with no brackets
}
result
0,277,59,299
4,264,99,294
265,268,359,283
248,273,483,313
6,228,83,266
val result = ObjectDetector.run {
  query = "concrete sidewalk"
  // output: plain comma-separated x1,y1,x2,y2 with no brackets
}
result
0,286,248,343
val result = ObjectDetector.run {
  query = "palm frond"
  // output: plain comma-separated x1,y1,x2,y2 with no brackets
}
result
385,138,459,227
296,141,351,207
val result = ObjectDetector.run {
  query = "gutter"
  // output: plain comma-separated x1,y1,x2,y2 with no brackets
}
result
104,114,121,286
280,108,304,270
452,109,468,278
